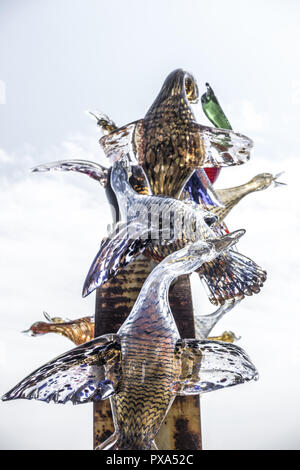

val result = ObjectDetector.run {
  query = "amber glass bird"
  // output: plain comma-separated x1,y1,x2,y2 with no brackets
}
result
2,231,258,450
23,312,95,345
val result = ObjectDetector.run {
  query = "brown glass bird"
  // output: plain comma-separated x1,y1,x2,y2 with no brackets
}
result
100,69,253,198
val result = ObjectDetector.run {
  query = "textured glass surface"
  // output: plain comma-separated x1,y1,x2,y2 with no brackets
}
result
24,312,238,347
32,159,108,186
3,232,258,450
83,159,266,305
3,68,269,450
99,69,252,199
2,334,120,404
174,338,256,395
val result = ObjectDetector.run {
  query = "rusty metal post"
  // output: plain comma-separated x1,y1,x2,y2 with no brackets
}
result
93,267,202,450
156,275,202,450
93,256,154,448
93,164,202,450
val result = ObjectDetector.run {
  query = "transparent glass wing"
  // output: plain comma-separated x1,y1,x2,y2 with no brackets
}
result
2,335,120,404
174,339,258,395
31,159,108,186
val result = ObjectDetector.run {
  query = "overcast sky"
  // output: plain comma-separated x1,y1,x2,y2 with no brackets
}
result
0,0,300,450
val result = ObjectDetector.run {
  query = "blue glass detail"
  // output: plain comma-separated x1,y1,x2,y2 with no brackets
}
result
184,172,215,205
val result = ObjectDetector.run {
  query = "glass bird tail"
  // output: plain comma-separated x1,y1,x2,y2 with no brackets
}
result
96,432,157,450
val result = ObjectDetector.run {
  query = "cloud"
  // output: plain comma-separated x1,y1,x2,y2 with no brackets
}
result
1,135,300,449
0,138,114,448
0,80,5,104
239,100,270,133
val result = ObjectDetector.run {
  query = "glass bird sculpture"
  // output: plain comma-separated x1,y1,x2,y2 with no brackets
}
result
99,69,252,200
3,70,277,451
3,231,258,450
32,157,267,306
28,75,282,347
82,158,266,306
32,92,282,224
23,312,95,346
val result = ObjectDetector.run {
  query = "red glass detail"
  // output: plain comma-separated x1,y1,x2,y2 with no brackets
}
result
204,167,221,184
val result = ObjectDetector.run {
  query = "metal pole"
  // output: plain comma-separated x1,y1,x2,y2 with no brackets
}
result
93,268,202,450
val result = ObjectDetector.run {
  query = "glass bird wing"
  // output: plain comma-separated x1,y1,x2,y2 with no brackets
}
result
101,122,252,170
31,159,109,186
100,121,140,165
174,339,258,395
189,122,252,168
2,334,121,404
82,221,151,297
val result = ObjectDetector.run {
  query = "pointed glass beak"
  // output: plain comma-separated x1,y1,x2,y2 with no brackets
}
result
209,229,245,254
21,328,35,337
273,172,287,187
43,311,53,322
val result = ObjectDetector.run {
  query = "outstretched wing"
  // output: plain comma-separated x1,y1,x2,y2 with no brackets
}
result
190,122,252,168
31,159,108,186
2,334,121,404
82,222,151,297
174,339,258,395
100,121,140,165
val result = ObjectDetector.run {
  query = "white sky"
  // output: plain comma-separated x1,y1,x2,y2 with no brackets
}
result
0,0,300,450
